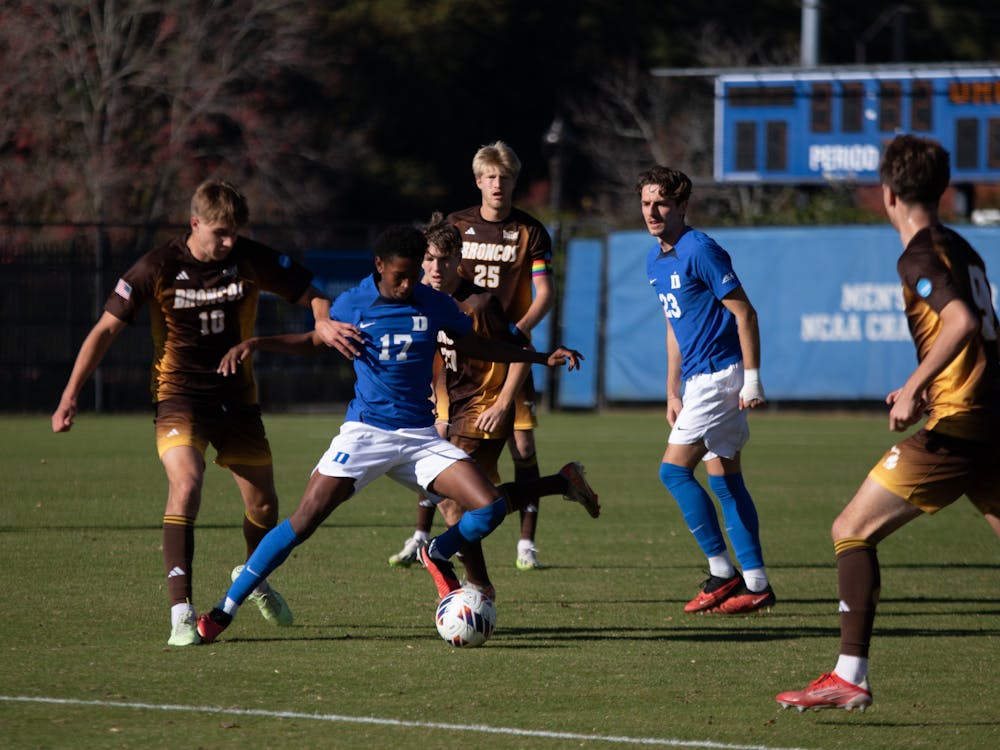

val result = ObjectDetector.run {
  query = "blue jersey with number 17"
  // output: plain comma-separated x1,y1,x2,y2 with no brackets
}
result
331,274,474,430
646,227,743,380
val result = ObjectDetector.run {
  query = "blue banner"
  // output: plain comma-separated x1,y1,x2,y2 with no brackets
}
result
569,225,999,403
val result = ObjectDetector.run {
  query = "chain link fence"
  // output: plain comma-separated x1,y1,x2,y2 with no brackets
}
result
1,222,378,414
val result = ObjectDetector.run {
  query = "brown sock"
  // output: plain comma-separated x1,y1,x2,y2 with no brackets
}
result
512,454,541,537
834,538,881,658
512,454,540,484
243,513,273,558
163,515,195,606
498,474,564,511
458,539,491,590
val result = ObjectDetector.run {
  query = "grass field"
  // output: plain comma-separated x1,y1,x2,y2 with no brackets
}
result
2,410,998,749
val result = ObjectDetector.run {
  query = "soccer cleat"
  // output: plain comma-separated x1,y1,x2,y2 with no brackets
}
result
683,572,741,613
559,461,601,518
167,608,202,647
707,582,776,614
232,565,293,626
515,543,543,571
388,535,422,567
418,543,461,599
196,608,233,644
775,672,873,712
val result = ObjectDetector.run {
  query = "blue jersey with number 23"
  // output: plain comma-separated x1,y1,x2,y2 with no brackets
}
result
646,227,743,380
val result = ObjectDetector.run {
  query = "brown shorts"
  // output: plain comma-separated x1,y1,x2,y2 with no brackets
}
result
155,398,272,468
513,374,539,432
867,428,1000,515
449,434,506,484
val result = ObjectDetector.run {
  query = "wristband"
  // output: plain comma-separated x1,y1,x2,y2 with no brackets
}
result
740,368,765,402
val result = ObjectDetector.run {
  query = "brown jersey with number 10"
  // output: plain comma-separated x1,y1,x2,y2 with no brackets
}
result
104,235,313,405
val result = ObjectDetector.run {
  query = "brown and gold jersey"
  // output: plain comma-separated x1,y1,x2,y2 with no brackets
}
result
898,225,1000,439
435,279,526,439
446,205,553,324
104,235,313,404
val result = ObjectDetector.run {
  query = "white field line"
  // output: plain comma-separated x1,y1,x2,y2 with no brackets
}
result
1,694,816,750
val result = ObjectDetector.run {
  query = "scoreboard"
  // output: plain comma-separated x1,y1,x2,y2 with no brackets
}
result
714,65,1000,183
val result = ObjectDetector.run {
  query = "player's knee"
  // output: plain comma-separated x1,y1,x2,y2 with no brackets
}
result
659,462,694,492
245,505,278,529
456,497,507,541
831,515,856,543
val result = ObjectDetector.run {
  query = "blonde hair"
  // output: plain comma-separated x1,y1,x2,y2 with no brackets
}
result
190,180,249,227
472,140,521,181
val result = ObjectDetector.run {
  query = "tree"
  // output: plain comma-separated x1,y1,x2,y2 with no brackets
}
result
0,1,360,230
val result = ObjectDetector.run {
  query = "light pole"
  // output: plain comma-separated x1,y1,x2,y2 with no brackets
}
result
542,115,566,410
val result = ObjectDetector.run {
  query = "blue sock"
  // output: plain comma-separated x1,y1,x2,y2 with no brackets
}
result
432,498,507,559
223,519,302,608
708,473,764,571
659,463,727,558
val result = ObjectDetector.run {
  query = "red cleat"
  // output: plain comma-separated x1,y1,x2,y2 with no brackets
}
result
559,461,601,518
418,543,461,599
707,583,775,614
684,573,741,613
776,672,873,712
196,609,232,644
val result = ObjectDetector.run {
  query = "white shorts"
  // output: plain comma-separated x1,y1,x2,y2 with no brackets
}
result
314,421,471,496
668,362,749,461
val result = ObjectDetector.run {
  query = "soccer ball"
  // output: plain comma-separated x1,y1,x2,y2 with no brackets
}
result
434,587,497,647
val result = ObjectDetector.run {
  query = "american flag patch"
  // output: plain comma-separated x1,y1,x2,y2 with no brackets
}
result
114,278,132,301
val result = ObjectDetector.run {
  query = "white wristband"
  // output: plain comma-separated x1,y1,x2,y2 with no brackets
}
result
740,368,765,403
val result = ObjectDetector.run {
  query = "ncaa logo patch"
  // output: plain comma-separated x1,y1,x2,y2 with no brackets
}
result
916,278,933,297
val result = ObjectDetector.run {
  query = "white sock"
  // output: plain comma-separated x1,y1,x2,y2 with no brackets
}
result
742,567,769,592
222,597,241,617
834,655,869,685
413,530,430,543
708,554,735,579
171,602,195,628
518,538,536,553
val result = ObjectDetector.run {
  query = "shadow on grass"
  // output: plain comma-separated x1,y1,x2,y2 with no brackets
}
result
212,619,1000,647
770,562,1000,571
0,522,428,532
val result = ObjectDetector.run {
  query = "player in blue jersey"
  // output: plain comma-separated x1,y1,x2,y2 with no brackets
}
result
195,224,583,642
637,166,774,615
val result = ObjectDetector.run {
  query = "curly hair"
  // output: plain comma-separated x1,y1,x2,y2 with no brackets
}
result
635,166,692,204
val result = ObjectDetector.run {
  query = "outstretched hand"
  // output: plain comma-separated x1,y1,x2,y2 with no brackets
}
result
547,346,584,371
315,318,364,360
217,340,257,376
